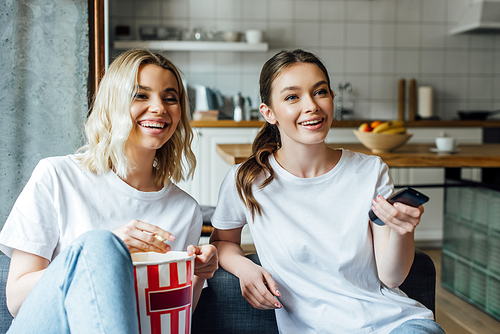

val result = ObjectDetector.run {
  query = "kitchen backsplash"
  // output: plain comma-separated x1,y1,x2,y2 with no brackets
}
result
108,0,500,121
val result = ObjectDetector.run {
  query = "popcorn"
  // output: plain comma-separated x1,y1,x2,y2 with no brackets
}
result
154,234,166,242
142,230,168,243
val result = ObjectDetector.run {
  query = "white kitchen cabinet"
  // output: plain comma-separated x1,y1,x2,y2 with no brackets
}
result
176,127,260,206
176,127,259,245
390,169,446,245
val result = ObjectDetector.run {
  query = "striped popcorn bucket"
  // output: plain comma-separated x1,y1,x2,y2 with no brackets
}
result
132,251,196,334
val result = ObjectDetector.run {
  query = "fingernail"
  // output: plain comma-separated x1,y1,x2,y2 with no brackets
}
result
275,303,282,308
276,290,281,296
169,235,176,241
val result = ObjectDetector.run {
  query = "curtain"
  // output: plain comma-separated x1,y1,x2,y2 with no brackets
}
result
0,0,89,227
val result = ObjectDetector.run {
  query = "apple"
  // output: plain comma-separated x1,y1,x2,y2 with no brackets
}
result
358,123,373,132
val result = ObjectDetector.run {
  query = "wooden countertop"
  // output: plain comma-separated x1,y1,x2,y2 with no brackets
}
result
216,143,500,167
193,120,500,128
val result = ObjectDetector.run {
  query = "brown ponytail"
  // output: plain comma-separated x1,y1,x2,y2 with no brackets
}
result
236,122,281,219
235,49,331,220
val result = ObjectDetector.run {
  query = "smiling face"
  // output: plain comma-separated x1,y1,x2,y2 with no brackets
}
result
126,64,181,159
261,62,334,149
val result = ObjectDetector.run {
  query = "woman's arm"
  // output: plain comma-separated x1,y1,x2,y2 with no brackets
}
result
6,250,50,317
186,244,218,310
370,195,424,288
210,228,281,310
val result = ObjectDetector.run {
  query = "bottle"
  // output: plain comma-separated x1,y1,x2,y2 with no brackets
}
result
233,93,243,122
234,105,242,122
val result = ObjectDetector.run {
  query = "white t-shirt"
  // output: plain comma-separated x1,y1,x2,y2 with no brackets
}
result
0,155,202,261
212,149,433,334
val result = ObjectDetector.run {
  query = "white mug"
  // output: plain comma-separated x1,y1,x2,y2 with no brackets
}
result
435,137,456,151
245,30,263,44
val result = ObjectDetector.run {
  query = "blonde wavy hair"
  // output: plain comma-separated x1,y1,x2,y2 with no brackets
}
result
77,49,196,185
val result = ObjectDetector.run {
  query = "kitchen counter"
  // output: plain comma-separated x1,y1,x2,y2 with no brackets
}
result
192,120,500,128
216,143,500,167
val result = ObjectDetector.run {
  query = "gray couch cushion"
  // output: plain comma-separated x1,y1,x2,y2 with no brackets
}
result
0,255,13,333
192,253,279,334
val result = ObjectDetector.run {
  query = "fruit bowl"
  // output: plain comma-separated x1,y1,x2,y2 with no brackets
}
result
353,130,413,153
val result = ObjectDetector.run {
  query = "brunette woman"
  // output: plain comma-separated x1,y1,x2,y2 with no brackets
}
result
210,50,443,334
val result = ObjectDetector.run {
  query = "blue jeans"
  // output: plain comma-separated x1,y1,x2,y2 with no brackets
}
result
390,319,445,334
8,230,139,334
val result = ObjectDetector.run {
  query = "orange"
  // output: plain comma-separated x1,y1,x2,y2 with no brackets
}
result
370,121,383,129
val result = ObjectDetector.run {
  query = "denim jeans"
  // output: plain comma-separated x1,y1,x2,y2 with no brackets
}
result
8,230,139,334
390,319,445,334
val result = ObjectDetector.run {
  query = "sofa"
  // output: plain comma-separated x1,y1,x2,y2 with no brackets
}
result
0,250,435,333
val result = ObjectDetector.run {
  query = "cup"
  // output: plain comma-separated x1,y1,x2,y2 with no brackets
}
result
435,136,457,151
222,31,241,42
245,29,263,44
132,251,196,334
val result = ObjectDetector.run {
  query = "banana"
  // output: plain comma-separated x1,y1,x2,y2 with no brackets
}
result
378,126,407,134
372,121,404,133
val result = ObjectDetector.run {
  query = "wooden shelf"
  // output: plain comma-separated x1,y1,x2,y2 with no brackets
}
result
114,40,269,52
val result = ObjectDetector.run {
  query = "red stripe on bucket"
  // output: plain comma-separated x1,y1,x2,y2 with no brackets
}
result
185,307,190,334
146,265,161,334
186,260,192,334
169,262,179,287
134,267,142,334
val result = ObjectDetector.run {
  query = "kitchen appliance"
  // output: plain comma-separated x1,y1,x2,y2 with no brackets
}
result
335,82,353,121
233,93,252,121
187,84,224,113
457,110,500,120
450,0,500,34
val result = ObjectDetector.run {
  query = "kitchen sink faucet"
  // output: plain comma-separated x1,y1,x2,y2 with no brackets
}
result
335,82,353,121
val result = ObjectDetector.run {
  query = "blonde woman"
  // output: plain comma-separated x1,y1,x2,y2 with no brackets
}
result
0,49,217,333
